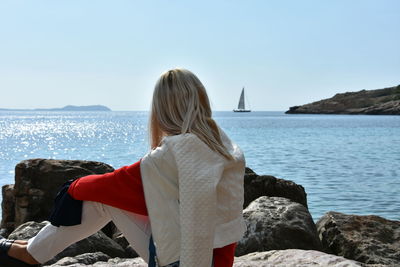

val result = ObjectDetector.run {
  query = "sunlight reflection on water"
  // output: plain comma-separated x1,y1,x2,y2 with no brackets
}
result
0,111,399,222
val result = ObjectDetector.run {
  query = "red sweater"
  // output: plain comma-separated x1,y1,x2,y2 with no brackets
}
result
68,161,236,267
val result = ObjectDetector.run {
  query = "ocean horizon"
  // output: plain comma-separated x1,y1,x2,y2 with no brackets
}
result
0,110,399,222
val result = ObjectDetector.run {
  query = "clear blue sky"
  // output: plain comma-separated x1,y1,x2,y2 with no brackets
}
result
0,0,399,111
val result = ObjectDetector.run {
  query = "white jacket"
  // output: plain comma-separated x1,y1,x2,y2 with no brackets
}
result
140,130,246,267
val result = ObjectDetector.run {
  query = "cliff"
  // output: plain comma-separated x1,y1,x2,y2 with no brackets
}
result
286,85,400,115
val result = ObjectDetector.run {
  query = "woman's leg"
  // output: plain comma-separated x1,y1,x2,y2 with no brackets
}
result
102,204,152,263
8,201,111,264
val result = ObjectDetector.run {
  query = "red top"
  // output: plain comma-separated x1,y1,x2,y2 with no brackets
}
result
68,161,236,267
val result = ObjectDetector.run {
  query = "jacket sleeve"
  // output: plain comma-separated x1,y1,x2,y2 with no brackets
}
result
68,160,148,216
166,134,225,267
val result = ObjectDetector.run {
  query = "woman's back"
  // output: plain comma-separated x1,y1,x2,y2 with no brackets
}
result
141,132,246,266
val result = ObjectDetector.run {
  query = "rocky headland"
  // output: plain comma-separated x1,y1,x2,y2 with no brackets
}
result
0,105,111,112
286,85,400,115
1,159,399,266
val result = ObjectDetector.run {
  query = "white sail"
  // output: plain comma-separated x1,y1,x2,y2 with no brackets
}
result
233,87,251,112
238,88,245,109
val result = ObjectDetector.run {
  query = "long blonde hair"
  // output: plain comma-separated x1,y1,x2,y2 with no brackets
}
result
149,68,233,160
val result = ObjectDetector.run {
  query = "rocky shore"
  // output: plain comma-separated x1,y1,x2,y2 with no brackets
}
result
286,85,400,115
1,159,399,266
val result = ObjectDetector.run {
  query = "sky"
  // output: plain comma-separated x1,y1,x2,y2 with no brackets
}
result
0,0,399,111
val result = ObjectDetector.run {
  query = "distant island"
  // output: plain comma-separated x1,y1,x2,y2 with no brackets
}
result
0,105,111,112
286,85,400,115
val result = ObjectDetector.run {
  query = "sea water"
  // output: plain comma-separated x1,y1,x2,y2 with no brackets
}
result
0,111,399,222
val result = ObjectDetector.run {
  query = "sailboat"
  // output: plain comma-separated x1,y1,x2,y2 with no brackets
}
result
233,87,251,112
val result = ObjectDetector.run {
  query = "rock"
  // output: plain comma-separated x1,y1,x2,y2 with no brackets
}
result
112,231,139,258
8,221,127,265
362,100,400,115
316,211,400,266
0,228,8,237
44,230,127,265
1,184,15,236
8,220,49,240
46,250,364,267
46,256,146,267
233,249,363,267
43,252,110,266
245,167,256,174
236,196,322,256
103,221,139,258
100,222,116,239
1,159,114,231
286,85,400,115
244,168,308,208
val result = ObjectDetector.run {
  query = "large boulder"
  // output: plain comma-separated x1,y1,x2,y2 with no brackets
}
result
244,168,307,208
236,196,322,256
233,249,363,267
316,211,400,266
8,221,127,265
1,159,114,231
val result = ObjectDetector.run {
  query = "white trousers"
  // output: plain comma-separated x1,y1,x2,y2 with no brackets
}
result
27,201,152,264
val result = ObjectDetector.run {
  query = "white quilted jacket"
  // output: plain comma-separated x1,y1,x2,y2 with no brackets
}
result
140,130,246,267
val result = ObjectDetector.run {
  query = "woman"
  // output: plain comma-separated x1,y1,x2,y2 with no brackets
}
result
0,68,246,267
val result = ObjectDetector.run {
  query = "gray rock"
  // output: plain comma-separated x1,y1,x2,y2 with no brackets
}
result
112,231,139,258
8,221,127,264
316,211,400,266
46,250,364,267
8,220,49,240
244,168,308,208
1,159,114,231
43,252,110,266
45,230,127,265
105,221,139,258
236,196,322,256
92,257,146,267
46,256,146,267
233,249,363,267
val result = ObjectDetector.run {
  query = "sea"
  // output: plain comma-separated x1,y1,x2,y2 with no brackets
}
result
0,111,399,222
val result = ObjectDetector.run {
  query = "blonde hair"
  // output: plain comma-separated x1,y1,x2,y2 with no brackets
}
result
149,68,233,160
